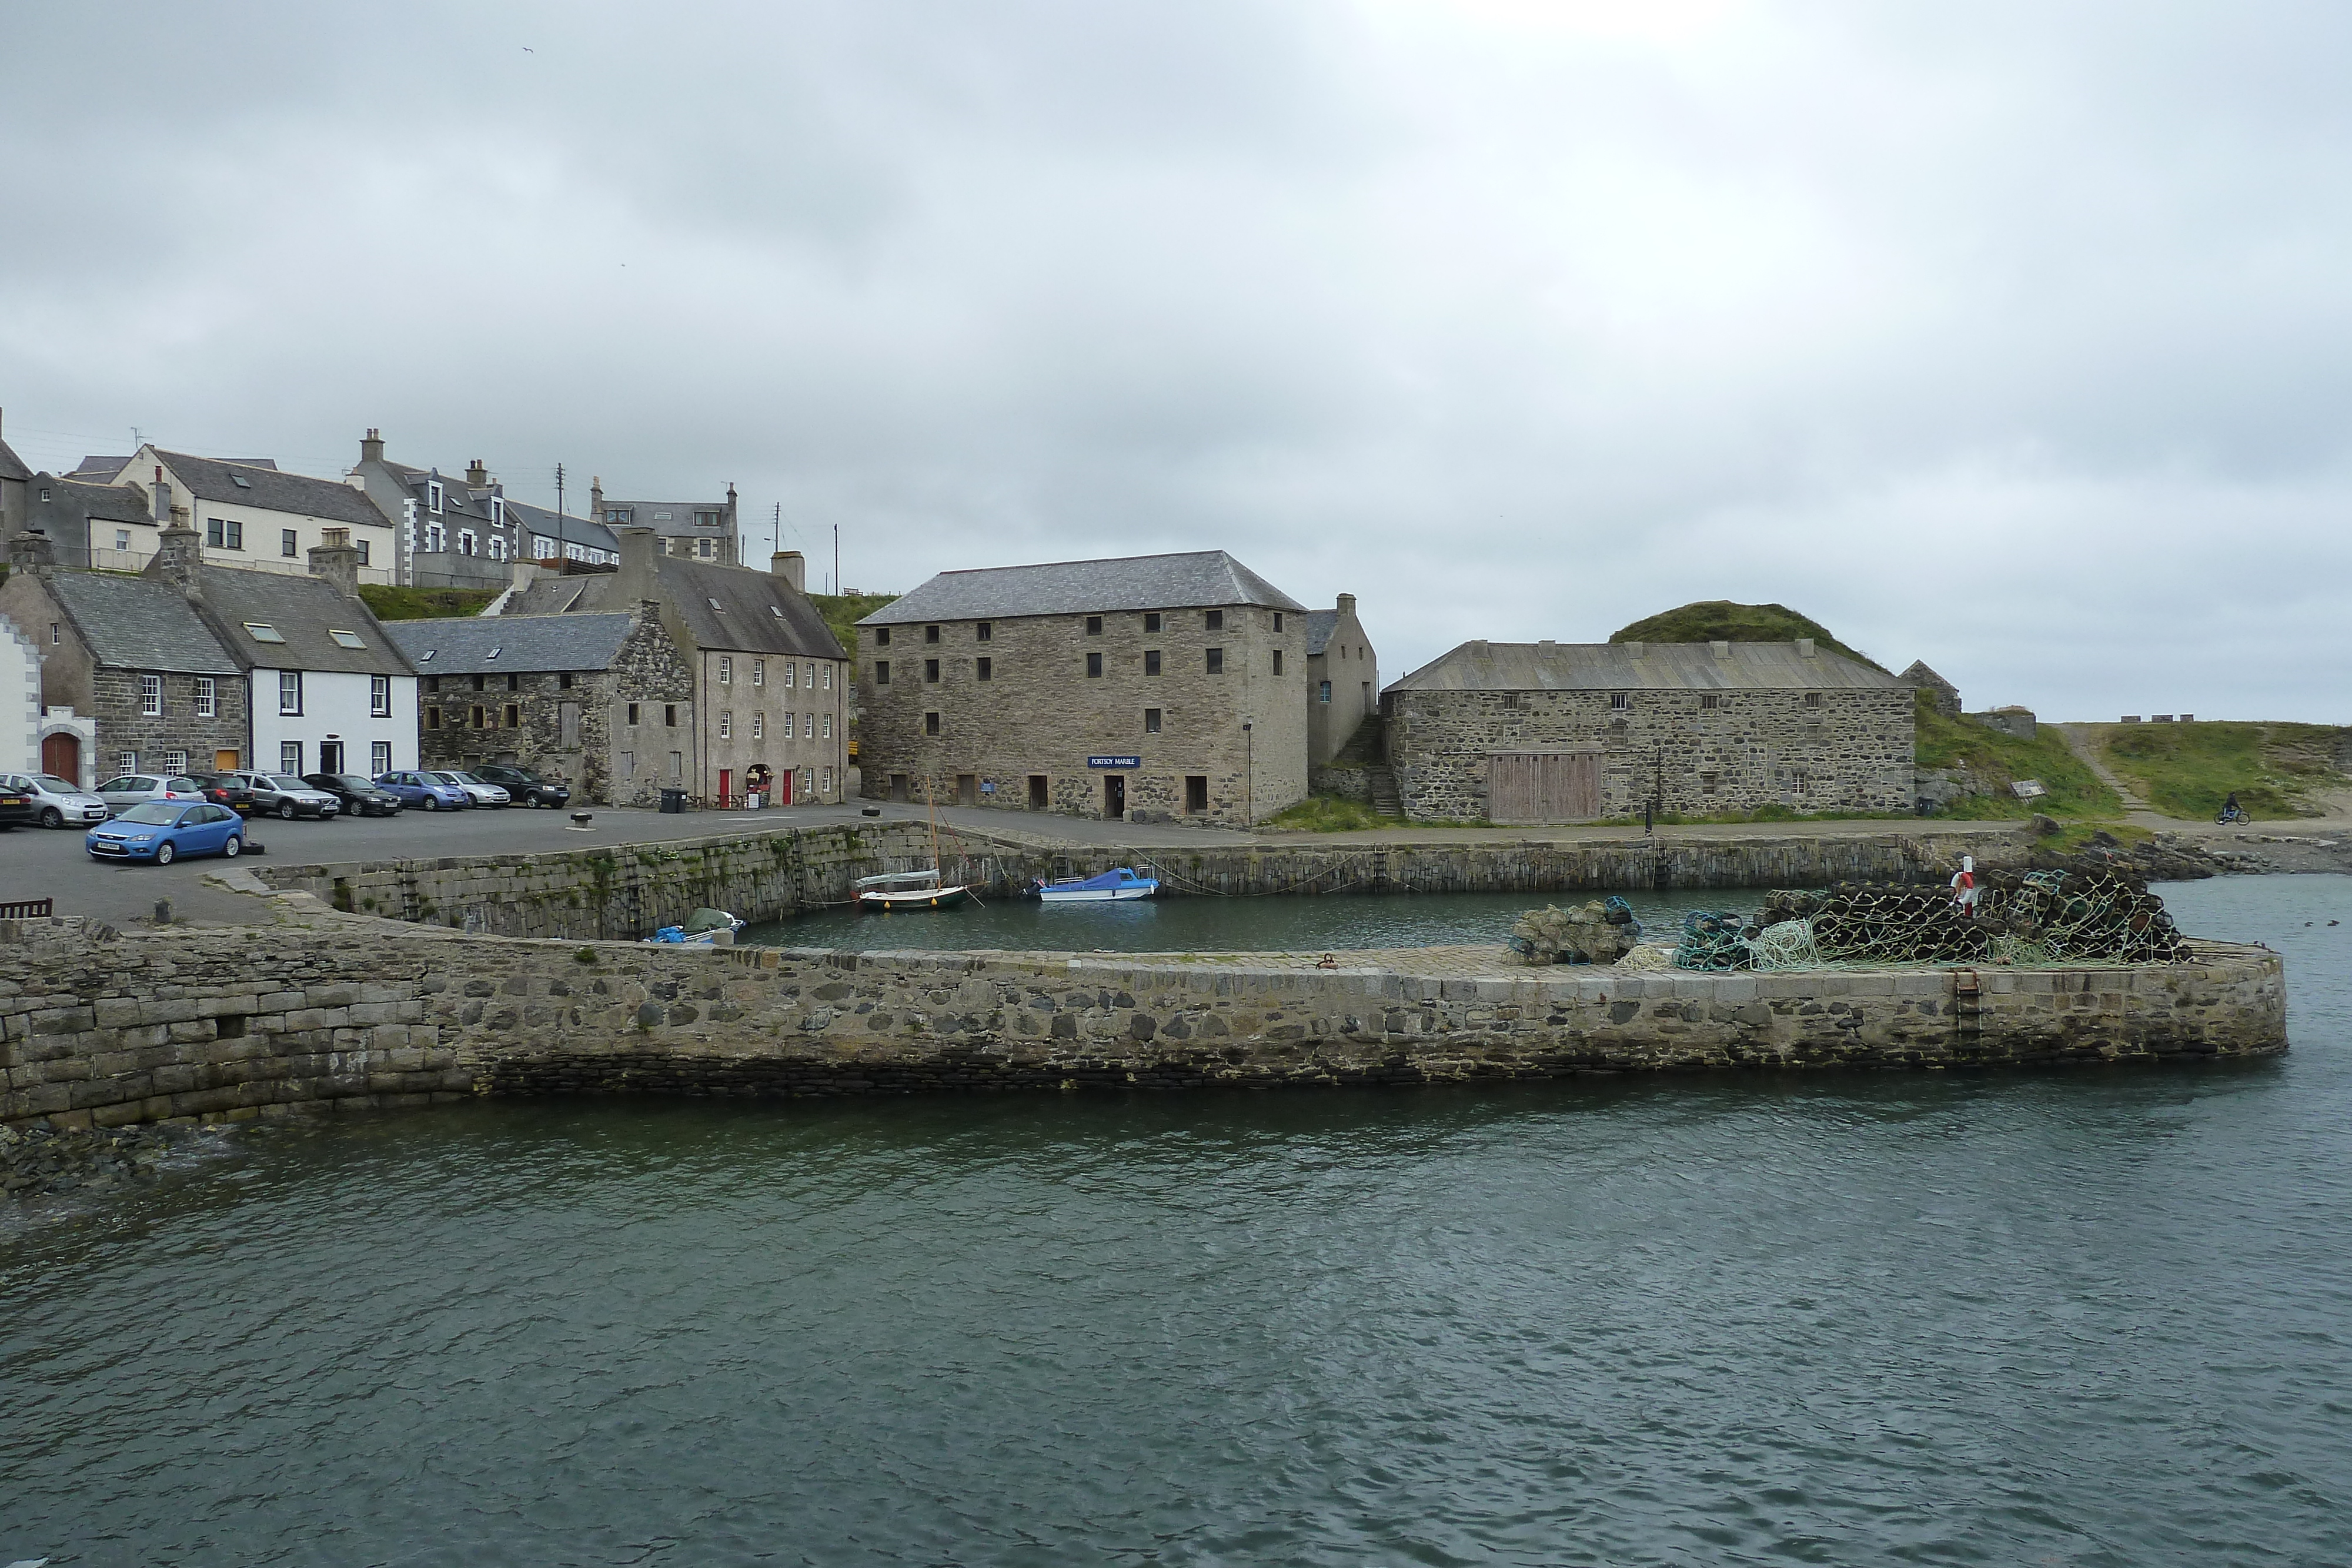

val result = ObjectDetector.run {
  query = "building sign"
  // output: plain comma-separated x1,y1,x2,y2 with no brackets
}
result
1086,755,1141,770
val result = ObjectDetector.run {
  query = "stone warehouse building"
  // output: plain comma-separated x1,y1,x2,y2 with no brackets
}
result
856,551,1309,825
385,609,695,807
1305,591,1379,767
1384,638,1915,824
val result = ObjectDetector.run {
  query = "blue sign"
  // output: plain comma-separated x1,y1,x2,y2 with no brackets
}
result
1087,755,1141,770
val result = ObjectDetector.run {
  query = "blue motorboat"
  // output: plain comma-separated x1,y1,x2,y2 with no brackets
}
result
1034,867,1160,903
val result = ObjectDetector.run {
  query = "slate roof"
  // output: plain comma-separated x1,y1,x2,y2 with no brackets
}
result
1387,641,1906,694
860,551,1305,626
599,499,731,539
69,456,130,480
380,460,500,526
38,475,151,526
385,613,634,675
506,497,619,556
187,566,413,677
0,435,27,483
152,450,390,530
1304,609,1339,657
45,570,240,675
508,557,844,659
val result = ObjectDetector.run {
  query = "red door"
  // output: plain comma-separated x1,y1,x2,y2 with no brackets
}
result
41,733,79,784
719,768,733,806
779,770,794,805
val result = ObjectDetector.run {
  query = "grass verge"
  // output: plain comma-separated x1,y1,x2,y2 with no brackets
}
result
808,592,901,656
1264,795,1389,832
358,584,501,620
1915,691,2120,818
2092,721,2347,820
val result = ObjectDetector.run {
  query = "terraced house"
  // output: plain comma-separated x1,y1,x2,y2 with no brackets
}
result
856,551,1309,825
85,445,396,585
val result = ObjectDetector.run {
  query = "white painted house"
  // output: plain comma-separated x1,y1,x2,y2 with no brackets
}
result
102,446,397,586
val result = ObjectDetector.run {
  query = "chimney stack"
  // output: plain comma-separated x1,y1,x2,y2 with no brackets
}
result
360,428,385,464
152,465,172,526
309,527,361,597
1625,641,1645,659
151,523,204,596
770,550,806,591
589,476,603,521
1335,592,1355,618
1796,638,1816,658
466,459,489,489
8,530,54,578
616,525,659,607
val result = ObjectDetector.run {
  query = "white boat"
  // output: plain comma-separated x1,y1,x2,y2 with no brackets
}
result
1034,867,1160,903
854,869,974,912
646,908,747,944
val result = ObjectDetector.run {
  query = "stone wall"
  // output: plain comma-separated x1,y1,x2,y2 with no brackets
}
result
1308,763,1374,802
92,667,249,777
0,912,2288,1130
858,606,1309,827
1388,685,1915,821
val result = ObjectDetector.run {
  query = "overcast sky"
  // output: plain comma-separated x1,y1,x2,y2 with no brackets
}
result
5,2,2347,720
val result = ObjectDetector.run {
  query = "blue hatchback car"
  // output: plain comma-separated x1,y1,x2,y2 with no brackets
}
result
373,770,474,811
86,801,246,865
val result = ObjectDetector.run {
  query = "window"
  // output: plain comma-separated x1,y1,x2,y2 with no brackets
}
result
503,703,519,728
197,676,218,717
1610,693,1630,711
164,750,188,774
428,480,445,513
719,656,733,685
782,711,794,738
206,518,243,550
664,704,678,727
1206,648,1224,674
559,672,574,690
1318,680,1331,703
280,674,303,716
1501,693,1521,710
1206,610,1223,630
784,662,795,688
356,539,370,566
281,529,299,557
874,627,891,647
697,538,714,559
372,741,392,775
751,659,764,687
471,674,487,692
976,657,992,681
1087,652,1103,678
425,676,441,693
720,711,733,740
670,751,684,777
1700,693,1720,710
458,530,477,557
804,662,814,688
627,703,641,726
1144,650,1161,676
115,529,131,551
804,713,814,738
822,713,832,739
925,711,941,736
470,706,486,729
925,625,940,644
371,676,391,717
751,713,764,739
1144,708,1161,734
243,622,284,644
976,621,992,641
1804,691,1823,709
1085,616,1102,636
426,708,442,730
48,623,58,646
924,658,939,683
875,660,890,685
821,665,831,690
823,767,833,795
329,629,366,649
426,523,446,553
281,742,303,774
139,673,162,716
1144,612,1161,633
1274,613,1284,632
117,751,138,774
1272,650,1284,676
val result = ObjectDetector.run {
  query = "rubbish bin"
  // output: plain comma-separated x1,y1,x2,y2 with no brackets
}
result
660,788,687,814
745,792,764,810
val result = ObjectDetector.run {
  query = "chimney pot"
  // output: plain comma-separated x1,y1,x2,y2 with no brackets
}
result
466,459,489,489
360,429,385,463
1335,592,1356,617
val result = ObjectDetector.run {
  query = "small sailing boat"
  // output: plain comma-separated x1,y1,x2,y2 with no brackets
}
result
1033,867,1160,904
855,780,974,912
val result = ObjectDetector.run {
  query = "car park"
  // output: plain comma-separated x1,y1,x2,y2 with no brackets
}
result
189,773,259,815
226,773,342,820
85,801,246,865
434,771,512,808
0,773,110,829
0,779,34,830
302,773,404,817
374,770,474,811
470,763,571,809
94,774,208,815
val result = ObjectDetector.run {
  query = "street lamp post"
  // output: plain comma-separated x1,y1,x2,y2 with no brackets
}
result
1242,720,1254,825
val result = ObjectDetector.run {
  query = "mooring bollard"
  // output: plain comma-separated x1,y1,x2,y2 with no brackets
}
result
567,811,596,833
153,899,172,926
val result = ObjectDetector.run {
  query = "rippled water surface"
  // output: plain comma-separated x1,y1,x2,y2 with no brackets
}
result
7,877,2352,1566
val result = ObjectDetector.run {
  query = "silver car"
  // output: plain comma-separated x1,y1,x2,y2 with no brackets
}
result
432,770,511,808
229,772,343,820
94,774,208,815
0,772,110,828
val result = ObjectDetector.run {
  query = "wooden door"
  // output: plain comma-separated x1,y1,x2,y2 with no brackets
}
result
957,774,977,807
1488,751,1602,824
41,733,78,784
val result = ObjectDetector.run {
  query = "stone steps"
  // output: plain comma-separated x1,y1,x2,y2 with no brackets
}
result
1367,765,1405,821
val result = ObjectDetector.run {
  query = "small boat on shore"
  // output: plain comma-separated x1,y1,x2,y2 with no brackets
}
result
855,870,973,912
646,908,747,944
1034,867,1160,904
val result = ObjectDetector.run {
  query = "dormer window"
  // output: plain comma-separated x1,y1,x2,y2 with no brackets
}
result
428,480,445,513
243,621,285,644
490,497,506,526
329,629,366,649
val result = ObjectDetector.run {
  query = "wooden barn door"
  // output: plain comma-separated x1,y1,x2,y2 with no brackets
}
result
1488,751,1602,824
41,733,79,784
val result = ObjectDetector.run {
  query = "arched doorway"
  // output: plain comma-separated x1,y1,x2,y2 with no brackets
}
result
41,732,79,783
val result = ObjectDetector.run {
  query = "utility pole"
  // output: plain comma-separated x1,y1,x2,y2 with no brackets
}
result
833,522,840,597
555,463,566,519
773,502,781,562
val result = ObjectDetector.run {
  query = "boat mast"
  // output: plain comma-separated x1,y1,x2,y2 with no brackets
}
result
925,775,943,875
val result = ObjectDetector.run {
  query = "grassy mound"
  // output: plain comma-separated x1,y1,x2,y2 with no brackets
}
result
1608,601,1886,671
809,592,900,657
2094,721,2347,820
1265,795,1388,833
358,584,500,620
1915,691,2120,818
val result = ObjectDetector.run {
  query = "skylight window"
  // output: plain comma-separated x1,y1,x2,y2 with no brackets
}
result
709,598,724,611
769,605,784,618
328,629,366,649
244,622,285,644
417,650,435,662
231,473,252,489
485,647,502,660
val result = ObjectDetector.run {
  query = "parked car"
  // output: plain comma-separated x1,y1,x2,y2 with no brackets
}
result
303,773,405,817
0,778,35,830
0,773,110,828
189,772,259,815
225,773,342,820
374,770,475,811
433,770,512,808
85,800,246,865
95,774,208,815
470,764,571,810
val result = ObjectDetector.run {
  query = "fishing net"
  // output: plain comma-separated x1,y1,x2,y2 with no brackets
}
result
1510,896,1646,965
1748,918,1822,971
1673,910,1758,972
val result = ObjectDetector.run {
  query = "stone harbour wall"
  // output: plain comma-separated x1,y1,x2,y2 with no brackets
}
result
0,912,2287,1130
